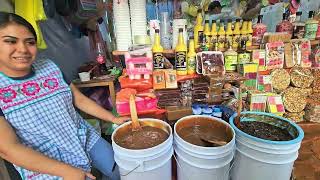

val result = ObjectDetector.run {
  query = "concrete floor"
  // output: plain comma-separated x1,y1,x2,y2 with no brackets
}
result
293,123,320,180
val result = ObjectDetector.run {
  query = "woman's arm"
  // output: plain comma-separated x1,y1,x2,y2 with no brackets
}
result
0,117,94,180
70,84,128,125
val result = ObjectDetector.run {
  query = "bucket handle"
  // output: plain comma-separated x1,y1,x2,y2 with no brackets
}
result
120,162,142,177
173,153,191,180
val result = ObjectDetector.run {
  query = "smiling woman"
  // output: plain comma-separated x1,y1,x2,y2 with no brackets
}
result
0,12,129,180
0,12,37,77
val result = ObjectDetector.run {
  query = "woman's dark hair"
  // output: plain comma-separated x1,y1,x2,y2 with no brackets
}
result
0,12,37,41
208,1,222,11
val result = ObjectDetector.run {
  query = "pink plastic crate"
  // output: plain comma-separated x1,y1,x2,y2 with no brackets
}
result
116,97,158,115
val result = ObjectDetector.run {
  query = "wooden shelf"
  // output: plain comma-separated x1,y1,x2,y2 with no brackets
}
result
112,40,320,56
311,39,320,46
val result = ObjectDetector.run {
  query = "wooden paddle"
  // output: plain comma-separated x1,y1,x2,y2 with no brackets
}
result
129,94,142,131
235,84,243,127
200,135,227,146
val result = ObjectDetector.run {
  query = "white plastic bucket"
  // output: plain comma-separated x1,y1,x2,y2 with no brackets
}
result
112,118,173,180
174,115,235,180
229,112,304,180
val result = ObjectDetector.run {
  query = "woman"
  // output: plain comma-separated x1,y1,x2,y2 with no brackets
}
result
0,12,128,180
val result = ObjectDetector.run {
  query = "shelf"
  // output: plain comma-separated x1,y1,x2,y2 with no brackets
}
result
112,40,320,56
112,49,175,56
311,39,320,46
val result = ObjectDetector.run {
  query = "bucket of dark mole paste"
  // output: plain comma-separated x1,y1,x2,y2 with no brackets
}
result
174,115,235,180
112,118,173,180
229,112,304,180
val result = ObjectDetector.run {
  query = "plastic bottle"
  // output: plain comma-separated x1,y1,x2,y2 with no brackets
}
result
237,40,251,71
152,29,164,69
224,42,238,72
253,15,267,45
240,20,248,43
246,20,253,47
175,28,188,75
232,19,241,49
217,22,226,49
204,20,211,49
292,12,305,39
194,9,204,49
210,20,218,50
187,38,196,75
304,11,319,40
225,19,233,48
276,13,293,37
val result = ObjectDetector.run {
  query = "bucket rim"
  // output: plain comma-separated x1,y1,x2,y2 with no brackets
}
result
229,112,304,145
174,115,236,150
112,118,172,152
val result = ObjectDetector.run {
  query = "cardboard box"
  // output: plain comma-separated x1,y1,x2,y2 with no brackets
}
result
164,69,178,89
166,106,193,121
153,70,166,89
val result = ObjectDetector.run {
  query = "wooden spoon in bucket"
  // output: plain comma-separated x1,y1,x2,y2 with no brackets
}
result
200,135,227,146
235,84,243,127
129,94,142,131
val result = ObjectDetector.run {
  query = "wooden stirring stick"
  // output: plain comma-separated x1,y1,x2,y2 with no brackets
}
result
129,94,142,131
200,135,227,146
235,84,243,127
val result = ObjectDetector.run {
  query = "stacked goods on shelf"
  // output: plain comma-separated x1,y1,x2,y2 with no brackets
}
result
284,111,305,123
304,97,320,123
192,78,210,104
271,69,290,92
155,89,182,107
290,67,314,88
266,95,285,116
248,92,268,112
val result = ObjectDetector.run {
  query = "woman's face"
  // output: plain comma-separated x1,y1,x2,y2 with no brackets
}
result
0,23,37,76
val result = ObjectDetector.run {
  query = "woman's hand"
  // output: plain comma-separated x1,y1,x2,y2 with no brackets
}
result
112,116,130,125
62,168,96,180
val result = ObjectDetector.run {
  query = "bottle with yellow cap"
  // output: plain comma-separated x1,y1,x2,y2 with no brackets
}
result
225,19,233,48
204,20,211,49
232,19,241,49
175,28,188,75
217,22,226,50
224,41,238,72
187,38,196,75
210,20,218,50
152,29,164,69
246,20,253,47
240,20,248,43
194,9,204,49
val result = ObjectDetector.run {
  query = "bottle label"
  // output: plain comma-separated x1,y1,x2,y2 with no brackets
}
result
246,34,252,46
153,53,164,69
232,34,240,48
198,31,204,47
225,35,232,47
218,36,225,48
293,25,305,39
225,55,237,71
175,51,187,70
187,56,196,74
205,35,211,48
238,53,251,64
304,23,318,39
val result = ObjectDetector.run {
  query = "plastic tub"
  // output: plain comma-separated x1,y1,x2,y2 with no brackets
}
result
112,118,173,180
174,115,235,180
229,112,304,180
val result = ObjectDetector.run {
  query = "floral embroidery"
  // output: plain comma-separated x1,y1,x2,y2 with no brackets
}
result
21,82,41,96
43,78,59,90
0,88,17,103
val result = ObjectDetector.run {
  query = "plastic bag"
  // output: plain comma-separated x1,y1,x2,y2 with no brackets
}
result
119,75,153,92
